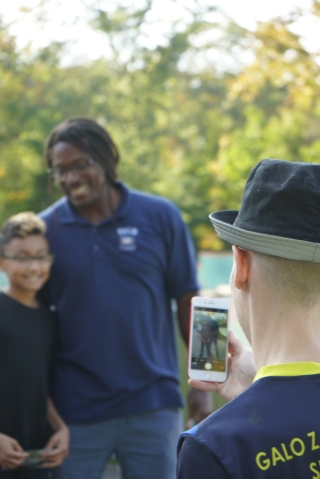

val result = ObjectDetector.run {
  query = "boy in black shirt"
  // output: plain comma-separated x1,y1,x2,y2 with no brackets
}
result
0,212,69,478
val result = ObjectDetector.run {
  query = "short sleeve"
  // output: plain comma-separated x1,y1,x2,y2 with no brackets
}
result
177,435,230,479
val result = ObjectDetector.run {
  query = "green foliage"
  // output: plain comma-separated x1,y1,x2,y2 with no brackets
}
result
1,2,320,250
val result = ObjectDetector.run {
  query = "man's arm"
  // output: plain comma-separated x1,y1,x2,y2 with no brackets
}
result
188,331,256,401
177,291,214,425
177,290,198,345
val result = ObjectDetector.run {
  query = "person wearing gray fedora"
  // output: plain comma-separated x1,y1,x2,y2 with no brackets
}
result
177,159,320,479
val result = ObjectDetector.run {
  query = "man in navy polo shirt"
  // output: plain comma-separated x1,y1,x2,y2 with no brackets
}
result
177,159,320,478
39,117,200,479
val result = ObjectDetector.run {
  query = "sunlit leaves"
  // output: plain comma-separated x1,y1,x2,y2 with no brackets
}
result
1,2,320,251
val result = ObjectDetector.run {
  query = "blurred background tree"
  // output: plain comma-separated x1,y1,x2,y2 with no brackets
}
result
0,0,320,250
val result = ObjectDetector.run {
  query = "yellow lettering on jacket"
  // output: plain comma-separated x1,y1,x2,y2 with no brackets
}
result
256,452,270,471
308,432,320,451
255,432,320,472
271,447,286,466
310,462,320,479
290,438,305,457
281,443,293,460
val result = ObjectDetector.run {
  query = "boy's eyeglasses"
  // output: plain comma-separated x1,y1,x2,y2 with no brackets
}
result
47,158,95,183
1,254,54,265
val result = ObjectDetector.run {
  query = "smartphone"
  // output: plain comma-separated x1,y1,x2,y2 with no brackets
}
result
188,296,229,382
20,449,46,468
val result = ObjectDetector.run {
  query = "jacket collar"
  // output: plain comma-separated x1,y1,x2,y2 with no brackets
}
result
254,362,320,382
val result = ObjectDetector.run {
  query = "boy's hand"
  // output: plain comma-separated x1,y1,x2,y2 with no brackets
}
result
188,331,256,401
0,433,28,469
42,426,69,468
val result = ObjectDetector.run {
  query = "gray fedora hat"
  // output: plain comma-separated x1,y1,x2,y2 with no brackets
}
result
209,159,320,263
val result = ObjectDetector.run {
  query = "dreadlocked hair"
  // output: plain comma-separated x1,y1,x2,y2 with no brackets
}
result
44,117,120,184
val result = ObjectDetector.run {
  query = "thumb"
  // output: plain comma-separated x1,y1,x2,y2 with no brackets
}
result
44,436,58,451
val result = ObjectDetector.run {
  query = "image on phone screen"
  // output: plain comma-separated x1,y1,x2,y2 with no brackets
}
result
20,450,46,469
190,306,228,373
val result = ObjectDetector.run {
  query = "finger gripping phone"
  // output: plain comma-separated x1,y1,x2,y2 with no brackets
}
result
188,296,229,382
21,450,47,468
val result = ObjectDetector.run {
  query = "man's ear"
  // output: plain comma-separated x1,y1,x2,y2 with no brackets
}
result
232,245,250,290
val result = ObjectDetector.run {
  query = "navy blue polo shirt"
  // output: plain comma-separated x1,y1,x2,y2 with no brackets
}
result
39,183,199,424
177,362,320,479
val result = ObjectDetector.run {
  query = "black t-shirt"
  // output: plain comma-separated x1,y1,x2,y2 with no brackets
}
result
0,293,57,450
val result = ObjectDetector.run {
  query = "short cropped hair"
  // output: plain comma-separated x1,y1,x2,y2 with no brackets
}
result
254,252,320,307
0,212,46,255
44,117,120,184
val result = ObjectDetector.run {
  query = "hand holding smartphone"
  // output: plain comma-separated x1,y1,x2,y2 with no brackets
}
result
21,449,49,468
188,296,229,382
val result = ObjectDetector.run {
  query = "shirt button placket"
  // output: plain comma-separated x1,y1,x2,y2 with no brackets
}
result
92,227,101,256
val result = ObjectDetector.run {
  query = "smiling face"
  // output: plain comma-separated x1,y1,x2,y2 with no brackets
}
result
51,142,108,210
0,235,51,297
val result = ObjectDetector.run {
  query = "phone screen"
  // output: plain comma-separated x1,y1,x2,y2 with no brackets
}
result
190,306,228,373
20,450,45,469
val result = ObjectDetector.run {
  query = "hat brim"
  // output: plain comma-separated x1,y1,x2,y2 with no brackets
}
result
209,211,320,263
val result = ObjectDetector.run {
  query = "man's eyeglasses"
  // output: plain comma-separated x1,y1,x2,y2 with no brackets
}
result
1,254,54,265
47,158,95,183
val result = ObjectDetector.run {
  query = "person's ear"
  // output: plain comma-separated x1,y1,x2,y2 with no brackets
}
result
232,245,250,290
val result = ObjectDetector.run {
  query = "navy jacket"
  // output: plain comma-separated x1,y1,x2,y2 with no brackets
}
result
178,362,320,479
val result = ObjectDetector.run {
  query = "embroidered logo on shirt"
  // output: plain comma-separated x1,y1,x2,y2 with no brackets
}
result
117,227,139,251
